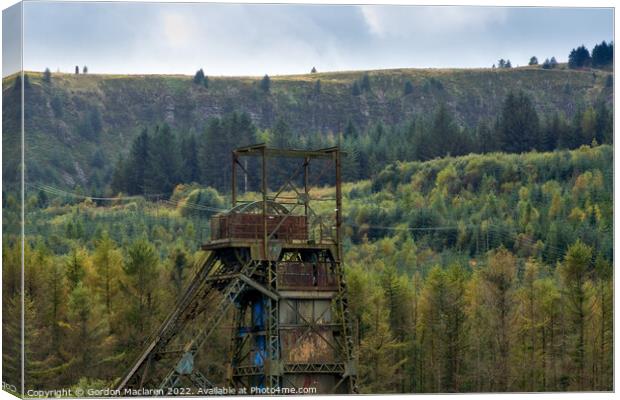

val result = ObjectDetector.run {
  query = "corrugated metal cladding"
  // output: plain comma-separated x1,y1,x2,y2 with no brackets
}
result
277,262,338,290
279,299,332,325
210,214,308,241
281,328,336,363
282,374,346,394
279,298,335,364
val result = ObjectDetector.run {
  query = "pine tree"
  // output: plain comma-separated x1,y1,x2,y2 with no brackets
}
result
110,155,127,194
403,80,414,96
593,255,612,389
358,282,406,392
180,133,200,183
428,104,459,158
550,57,558,68
201,118,226,190
559,240,593,389
126,128,151,194
146,124,179,195
67,282,109,378
476,119,499,153
360,73,371,92
591,41,613,68
121,237,160,338
541,113,563,151
529,56,539,66
66,247,85,291
568,45,591,69
193,68,205,84
75,65,79,74
442,264,468,392
45,260,66,351
43,68,52,84
93,232,122,315
260,74,271,93
594,100,612,144
481,248,517,390
499,91,540,153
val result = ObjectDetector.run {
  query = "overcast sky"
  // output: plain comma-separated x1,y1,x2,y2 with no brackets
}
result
2,2,614,77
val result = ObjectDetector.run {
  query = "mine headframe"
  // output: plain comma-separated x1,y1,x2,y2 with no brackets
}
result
116,144,357,394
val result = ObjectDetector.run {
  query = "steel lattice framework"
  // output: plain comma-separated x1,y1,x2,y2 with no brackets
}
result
116,145,357,395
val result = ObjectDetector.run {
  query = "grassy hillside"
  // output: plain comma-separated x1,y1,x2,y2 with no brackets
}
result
2,66,613,189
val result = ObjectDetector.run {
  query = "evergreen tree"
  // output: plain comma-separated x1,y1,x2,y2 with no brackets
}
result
65,247,85,291
67,282,108,376
93,232,121,315
594,100,612,144
499,91,540,153
311,66,317,73
403,80,414,96
75,65,79,74
529,56,539,66
550,57,558,68
193,68,205,84
360,73,371,92
568,45,591,69
43,68,52,84
428,104,460,158
44,260,66,350
110,155,127,194
481,248,517,390
260,74,271,93
82,66,88,74
121,237,160,338
180,133,200,183
358,283,406,392
476,119,499,153
541,113,564,151
559,240,593,389
591,41,613,68
146,124,179,195
201,118,226,190
126,128,151,194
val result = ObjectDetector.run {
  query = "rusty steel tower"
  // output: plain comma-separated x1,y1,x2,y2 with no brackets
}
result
117,145,357,394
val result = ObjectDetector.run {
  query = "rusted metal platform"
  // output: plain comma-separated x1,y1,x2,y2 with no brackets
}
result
116,145,357,395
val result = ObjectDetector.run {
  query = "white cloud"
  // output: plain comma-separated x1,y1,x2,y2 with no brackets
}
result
160,11,198,49
360,5,508,37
